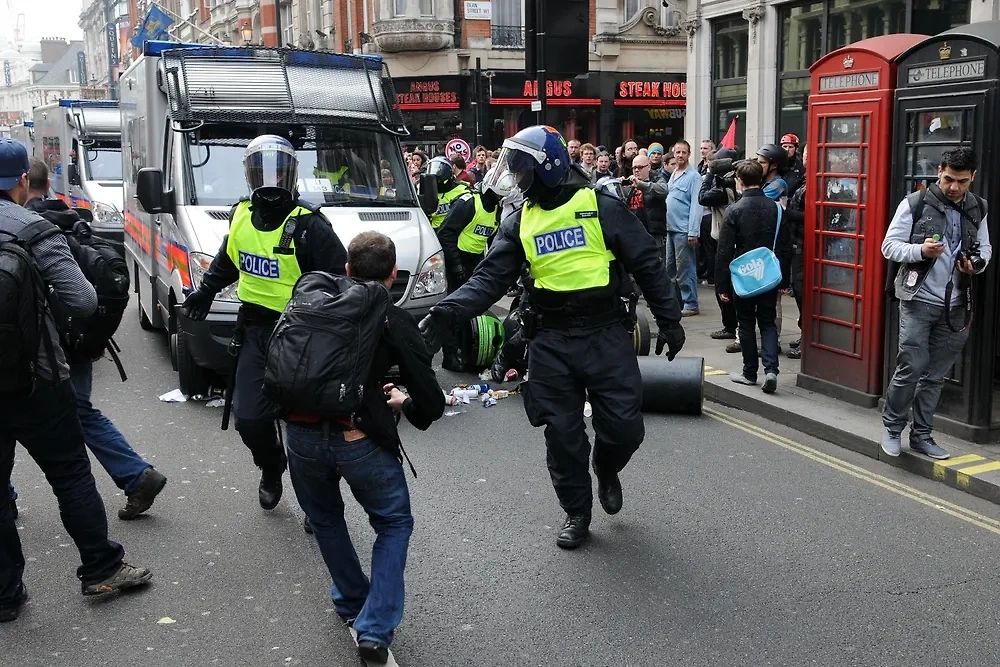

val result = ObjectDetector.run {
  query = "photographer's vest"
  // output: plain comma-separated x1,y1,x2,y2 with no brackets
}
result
520,188,615,292
226,200,310,312
431,183,469,229
457,193,498,255
893,187,987,300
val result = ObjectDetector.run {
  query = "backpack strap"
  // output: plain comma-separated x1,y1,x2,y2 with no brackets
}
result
771,201,783,251
2,218,62,248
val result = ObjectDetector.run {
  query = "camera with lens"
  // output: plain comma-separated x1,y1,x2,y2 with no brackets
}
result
709,157,734,176
957,242,987,273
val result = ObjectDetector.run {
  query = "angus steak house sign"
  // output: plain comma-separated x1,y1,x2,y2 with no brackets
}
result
394,78,461,109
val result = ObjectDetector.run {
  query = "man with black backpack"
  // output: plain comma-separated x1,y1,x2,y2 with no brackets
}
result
182,134,348,511
0,139,152,623
21,157,167,520
266,231,444,665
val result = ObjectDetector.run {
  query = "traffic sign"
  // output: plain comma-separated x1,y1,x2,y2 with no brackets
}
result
445,138,471,160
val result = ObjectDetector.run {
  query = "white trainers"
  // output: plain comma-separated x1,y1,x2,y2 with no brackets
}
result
881,428,902,457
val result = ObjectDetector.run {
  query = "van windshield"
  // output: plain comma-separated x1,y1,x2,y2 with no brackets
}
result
84,144,123,183
185,124,416,208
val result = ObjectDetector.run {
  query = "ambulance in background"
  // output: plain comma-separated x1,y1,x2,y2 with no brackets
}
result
118,42,446,396
33,100,125,249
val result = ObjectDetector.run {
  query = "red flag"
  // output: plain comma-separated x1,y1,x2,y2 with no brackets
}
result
720,116,738,150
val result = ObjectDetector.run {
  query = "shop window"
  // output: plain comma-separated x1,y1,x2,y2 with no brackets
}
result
779,2,823,73
911,0,971,36
712,16,748,151
828,0,906,52
713,83,747,153
713,17,749,81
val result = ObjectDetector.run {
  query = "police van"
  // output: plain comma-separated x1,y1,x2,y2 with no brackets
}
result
118,42,447,396
33,100,125,248
11,121,33,155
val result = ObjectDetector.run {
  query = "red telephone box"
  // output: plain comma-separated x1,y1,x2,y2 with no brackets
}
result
799,34,926,406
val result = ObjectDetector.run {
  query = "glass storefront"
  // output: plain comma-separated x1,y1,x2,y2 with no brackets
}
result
776,0,972,144
712,17,749,152
715,83,747,152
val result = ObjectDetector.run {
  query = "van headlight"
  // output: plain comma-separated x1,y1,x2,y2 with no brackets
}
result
188,252,239,302
91,202,123,229
411,251,446,299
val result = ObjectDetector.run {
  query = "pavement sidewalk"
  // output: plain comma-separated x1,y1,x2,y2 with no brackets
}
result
491,284,1000,506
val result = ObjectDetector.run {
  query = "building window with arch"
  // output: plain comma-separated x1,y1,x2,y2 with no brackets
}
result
711,16,748,152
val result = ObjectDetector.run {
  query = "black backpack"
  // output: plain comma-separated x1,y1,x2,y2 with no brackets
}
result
58,221,130,378
263,272,391,419
0,220,62,395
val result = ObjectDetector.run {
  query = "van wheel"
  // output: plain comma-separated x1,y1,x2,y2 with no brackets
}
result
169,332,179,371
176,326,210,398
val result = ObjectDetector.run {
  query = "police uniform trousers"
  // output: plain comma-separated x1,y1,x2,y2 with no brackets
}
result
522,322,644,516
443,251,488,371
233,324,286,474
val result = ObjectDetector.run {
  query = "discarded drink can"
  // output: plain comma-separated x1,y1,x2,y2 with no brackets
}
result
468,383,491,394
444,393,461,406
504,369,520,383
491,390,511,400
482,395,498,408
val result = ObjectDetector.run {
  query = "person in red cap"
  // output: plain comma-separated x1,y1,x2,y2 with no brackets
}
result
780,133,805,195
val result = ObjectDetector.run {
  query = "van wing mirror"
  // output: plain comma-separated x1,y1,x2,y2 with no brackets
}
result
67,163,80,186
417,173,438,217
136,168,165,214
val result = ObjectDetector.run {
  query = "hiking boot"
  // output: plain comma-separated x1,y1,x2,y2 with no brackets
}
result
710,329,737,340
357,640,389,664
881,428,902,458
593,463,623,515
910,437,949,460
726,341,742,353
762,373,778,394
259,468,283,510
786,347,801,360
556,514,591,550
118,467,167,520
81,562,152,596
0,584,27,623
790,339,801,349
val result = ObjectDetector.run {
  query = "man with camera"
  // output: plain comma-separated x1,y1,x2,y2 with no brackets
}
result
881,147,991,460
699,147,740,344
623,154,669,264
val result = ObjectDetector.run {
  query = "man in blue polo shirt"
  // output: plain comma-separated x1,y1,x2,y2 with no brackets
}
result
666,140,704,316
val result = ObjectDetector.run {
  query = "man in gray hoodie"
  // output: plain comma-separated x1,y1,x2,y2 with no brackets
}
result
0,139,151,623
881,147,990,460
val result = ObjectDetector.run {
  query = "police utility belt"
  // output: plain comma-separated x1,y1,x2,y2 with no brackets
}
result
523,304,625,334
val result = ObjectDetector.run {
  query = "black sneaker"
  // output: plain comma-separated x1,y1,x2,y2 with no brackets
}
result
593,463,623,515
790,339,801,349
0,584,27,623
81,562,152,596
710,329,737,340
119,467,168,520
357,639,389,664
555,514,591,550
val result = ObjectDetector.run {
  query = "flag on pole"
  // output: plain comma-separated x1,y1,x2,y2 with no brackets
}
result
130,6,175,48
719,116,738,150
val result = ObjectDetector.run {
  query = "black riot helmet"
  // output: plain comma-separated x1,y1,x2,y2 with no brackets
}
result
756,143,786,173
425,156,457,191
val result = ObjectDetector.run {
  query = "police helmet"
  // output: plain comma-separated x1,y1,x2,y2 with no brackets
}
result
483,125,570,201
479,166,516,212
594,174,625,201
756,143,786,172
425,156,457,191
244,135,298,196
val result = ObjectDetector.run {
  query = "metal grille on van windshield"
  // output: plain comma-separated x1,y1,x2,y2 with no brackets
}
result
159,47,406,134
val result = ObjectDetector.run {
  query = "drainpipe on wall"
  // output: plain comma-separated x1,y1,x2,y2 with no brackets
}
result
347,0,358,53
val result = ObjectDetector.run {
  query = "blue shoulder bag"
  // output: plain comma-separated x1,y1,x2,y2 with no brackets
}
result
729,201,783,298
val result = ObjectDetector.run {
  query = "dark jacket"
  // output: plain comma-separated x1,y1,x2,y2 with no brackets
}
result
25,197,85,232
198,198,348,323
437,191,488,283
435,180,683,331
624,169,668,236
715,188,792,294
785,182,806,252
698,172,737,209
782,155,806,197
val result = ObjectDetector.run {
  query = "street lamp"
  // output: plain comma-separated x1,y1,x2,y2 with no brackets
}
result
241,24,253,45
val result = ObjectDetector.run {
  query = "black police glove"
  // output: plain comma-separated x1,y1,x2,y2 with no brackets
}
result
418,306,453,354
654,322,685,361
182,288,216,322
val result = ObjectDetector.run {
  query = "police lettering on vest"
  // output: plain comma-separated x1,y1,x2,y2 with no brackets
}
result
239,251,281,279
473,224,493,237
533,225,587,256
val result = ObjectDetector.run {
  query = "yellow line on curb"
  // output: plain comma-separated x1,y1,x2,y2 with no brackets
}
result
704,407,1000,536
936,454,986,468
956,460,1000,476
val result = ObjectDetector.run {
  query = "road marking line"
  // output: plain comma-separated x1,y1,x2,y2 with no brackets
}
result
936,454,986,468
705,370,728,376
704,407,1000,535
955,460,1000,476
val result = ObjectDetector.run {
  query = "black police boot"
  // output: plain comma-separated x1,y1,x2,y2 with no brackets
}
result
258,467,283,510
593,463,623,515
556,514,591,550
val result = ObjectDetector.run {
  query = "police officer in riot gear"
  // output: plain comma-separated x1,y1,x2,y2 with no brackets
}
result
426,155,471,230
418,126,686,549
182,135,348,510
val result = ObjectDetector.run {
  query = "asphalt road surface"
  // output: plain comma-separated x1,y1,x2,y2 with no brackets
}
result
5,309,1000,667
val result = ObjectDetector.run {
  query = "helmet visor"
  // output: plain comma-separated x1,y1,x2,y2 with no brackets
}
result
244,140,298,194
485,146,536,195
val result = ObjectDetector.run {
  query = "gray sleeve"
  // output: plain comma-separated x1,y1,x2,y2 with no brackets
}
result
640,179,669,198
881,198,924,264
977,212,992,269
32,233,97,317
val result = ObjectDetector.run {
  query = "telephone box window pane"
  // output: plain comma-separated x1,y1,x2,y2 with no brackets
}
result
779,3,823,72
827,117,862,143
912,0,972,36
826,147,860,173
857,209,865,235
917,111,964,142
822,264,856,291
856,300,864,326
818,321,854,352
778,77,810,145
825,177,859,203
824,207,856,233
859,179,866,204
855,270,863,295
825,236,857,265
828,0,907,52
822,293,855,323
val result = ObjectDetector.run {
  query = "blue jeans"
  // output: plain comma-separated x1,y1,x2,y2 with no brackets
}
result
665,231,699,310
70,359,150,495
285,424,413,648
